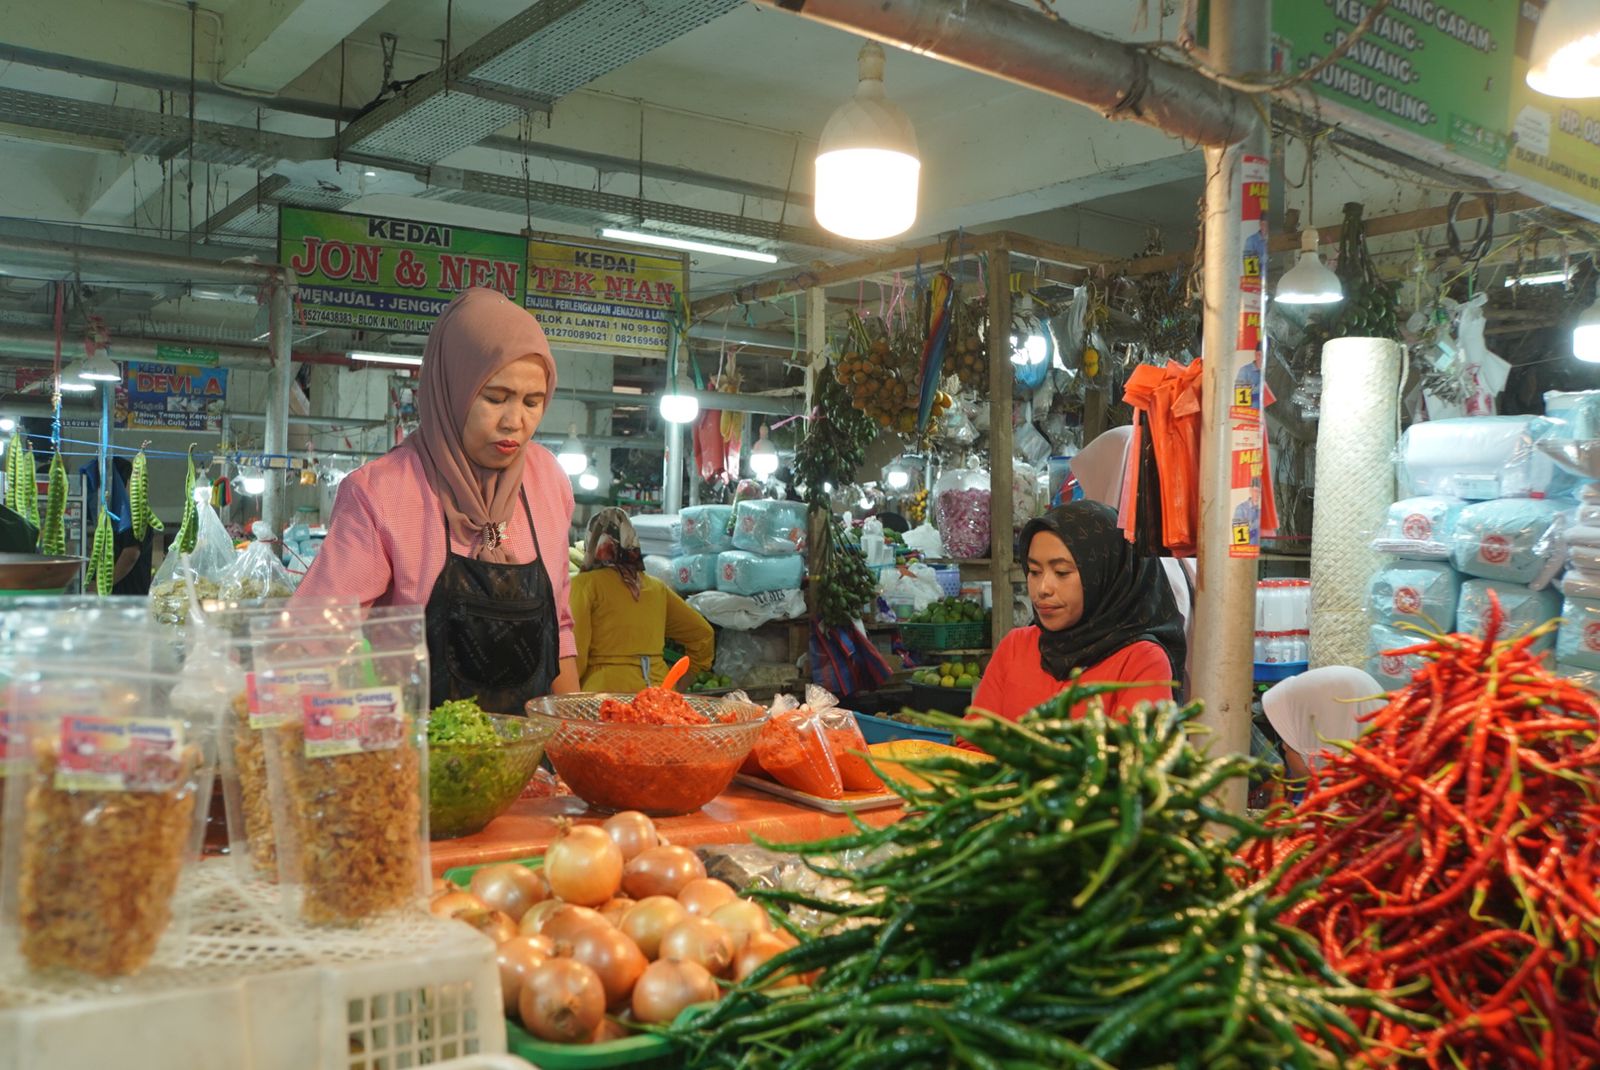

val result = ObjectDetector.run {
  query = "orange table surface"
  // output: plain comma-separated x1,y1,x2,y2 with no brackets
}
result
430,784,904,877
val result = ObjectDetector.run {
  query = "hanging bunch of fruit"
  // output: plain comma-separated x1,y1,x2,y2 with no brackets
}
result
5,431,39,527
811,515,878,628
1329,200,1401,341
793,356,877,506
37,452,68,556
832,311,952,441
949,295,989,396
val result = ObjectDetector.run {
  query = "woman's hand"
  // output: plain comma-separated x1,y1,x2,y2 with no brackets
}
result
550,657,581,695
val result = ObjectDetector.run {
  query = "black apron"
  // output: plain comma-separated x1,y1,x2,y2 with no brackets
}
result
424,488,561,714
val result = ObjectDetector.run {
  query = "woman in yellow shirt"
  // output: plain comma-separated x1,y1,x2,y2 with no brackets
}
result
571,508,715,691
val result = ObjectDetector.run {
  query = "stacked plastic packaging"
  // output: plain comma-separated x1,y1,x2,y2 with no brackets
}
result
1367,415,1572,690
719,499,808,596
1546,391,1600,687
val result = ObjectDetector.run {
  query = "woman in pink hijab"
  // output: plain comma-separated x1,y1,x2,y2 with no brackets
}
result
296,288,580,710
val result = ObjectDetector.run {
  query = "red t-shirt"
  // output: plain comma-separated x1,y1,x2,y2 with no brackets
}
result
970,628,1175,725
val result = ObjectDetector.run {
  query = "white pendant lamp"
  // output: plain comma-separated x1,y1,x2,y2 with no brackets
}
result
749,424,780,479
1276,230,1345,305
79,348,122,382
557,425,588,475
1528,0,1600,99
577,468,600,492
659,363,699,425
59,360,96,392
1575,295,1600,362
814,41,921,241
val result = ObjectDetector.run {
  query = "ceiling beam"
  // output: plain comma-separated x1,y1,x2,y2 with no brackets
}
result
690,232,1113,318
216,0,391,94
1124,192,1548,276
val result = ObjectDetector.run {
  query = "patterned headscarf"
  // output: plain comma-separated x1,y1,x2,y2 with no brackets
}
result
583,507,645,600
1020,501,1186,682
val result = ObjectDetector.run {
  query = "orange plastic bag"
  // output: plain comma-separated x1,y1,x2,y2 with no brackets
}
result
752,710,843,799
817,710,883,792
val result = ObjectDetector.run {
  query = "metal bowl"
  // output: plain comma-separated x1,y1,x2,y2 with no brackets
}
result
0,553,87,595
526,693,767,816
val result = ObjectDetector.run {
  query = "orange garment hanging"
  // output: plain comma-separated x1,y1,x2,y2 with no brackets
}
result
1123,361,1203,557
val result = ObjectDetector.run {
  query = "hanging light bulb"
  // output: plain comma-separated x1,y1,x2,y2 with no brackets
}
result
814,41,921,241
1528,0,1600,99
239,467,267,496
1276,229,1344,304
557,424,588,475
659,362,699,425
749,424,780,478
0,416,15,433
1575,295,1600,362
79,347,122,382
578,469,600,492
882,455,916,491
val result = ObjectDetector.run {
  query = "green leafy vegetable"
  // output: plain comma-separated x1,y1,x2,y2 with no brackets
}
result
427,696,500,746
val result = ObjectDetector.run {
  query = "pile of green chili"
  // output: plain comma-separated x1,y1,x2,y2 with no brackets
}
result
669,682,1421,1069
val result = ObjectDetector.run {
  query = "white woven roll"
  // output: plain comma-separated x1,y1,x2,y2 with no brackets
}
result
1310,337,1402,670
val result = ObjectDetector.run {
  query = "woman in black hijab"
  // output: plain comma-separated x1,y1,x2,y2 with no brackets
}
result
971,501,1185,723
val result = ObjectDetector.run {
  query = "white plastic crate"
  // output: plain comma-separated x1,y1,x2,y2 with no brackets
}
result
0,860,505,1070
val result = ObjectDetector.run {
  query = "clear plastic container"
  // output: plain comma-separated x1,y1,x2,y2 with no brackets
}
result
934,468,992,559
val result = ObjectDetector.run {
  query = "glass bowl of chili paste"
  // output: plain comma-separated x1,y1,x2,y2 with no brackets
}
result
526,691,768,816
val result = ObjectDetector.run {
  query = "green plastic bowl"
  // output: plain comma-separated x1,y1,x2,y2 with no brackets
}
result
428,713,555,840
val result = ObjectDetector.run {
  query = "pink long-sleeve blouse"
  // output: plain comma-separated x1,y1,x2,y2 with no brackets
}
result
294,443,577,659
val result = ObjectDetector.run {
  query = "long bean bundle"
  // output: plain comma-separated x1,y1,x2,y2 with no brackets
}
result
675,684,1405,1069
1248,595,1600,1067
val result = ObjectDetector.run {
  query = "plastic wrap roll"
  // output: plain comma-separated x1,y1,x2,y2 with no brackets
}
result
1311,337,1402,671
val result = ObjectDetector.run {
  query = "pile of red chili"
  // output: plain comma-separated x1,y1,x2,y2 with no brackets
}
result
1247,594,1600,1068
598,686,703,725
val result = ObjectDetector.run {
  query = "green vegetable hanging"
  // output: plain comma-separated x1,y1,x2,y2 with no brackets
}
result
129,447,163,539
174,445,199,555
37,452,67,556
20,440,39,527
4,432,23,516
90,504,114,596
5,431,36,523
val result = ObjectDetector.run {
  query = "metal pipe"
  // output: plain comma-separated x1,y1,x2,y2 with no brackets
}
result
0,235,283,287
663,422,685,515
1190,0,1269,814
561,387,802,416
744,0,1251,147
0,394,384,430
533,432,657,450
0,328,347,371
685,322,801,353
262,277,294,534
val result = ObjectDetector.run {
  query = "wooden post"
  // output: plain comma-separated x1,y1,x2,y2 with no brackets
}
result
987,242,1015,650
803,286,828,414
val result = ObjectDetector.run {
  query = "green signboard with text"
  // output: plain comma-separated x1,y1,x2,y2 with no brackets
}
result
1271,0,1600,215
278,206,528,332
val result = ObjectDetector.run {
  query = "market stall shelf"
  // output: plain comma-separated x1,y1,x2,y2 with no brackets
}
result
427,784,902,878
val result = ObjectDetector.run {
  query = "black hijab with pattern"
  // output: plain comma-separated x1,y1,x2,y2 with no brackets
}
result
1021,501,1186,682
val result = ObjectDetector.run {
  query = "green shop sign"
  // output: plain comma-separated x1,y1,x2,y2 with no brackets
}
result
152,343,219,367
279,206,529,332
1271,0,1600,217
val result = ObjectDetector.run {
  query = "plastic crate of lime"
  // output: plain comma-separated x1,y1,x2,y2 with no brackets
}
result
899,619,990,651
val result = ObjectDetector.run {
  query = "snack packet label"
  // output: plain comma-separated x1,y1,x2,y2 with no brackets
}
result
302,686,406,758
247,668,333,729
54,715,186,793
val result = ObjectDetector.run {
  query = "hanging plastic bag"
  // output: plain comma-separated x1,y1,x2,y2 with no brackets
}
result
220,521,298,602
151,493,239,624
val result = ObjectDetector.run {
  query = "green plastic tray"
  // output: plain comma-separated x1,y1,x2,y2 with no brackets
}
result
442,855,542,888
447,854,684,1068
505,1018,682,1070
